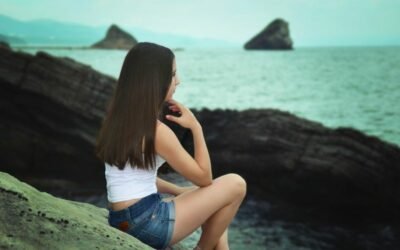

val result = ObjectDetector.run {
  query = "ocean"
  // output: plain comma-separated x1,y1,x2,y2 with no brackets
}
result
18,46,400,146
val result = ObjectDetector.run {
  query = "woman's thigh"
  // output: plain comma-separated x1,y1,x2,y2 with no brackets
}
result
169,173,246,245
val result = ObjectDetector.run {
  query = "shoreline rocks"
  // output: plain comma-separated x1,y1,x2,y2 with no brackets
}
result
0,46,115,192
244,18,293,50
167,108,400,221
91,24,138,50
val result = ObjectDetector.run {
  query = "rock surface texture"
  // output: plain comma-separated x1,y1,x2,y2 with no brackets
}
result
2,47,400,223
170,109,400,220
0,171,153,249
244,18,293,50
0,47,115,192
91,24,138,50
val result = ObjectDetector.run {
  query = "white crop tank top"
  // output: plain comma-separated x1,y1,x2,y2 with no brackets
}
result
105,154,166,202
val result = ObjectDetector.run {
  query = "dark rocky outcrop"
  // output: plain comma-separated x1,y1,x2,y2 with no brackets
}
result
167,109,400,221
2,47,400,223
91,24,138,50
0,46,116,194
244,18,293,50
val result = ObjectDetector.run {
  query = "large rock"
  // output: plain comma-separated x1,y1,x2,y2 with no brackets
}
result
244,18,293,50
0,47,115,193
164,108,400,219
0,171,152,249
91,24,138,50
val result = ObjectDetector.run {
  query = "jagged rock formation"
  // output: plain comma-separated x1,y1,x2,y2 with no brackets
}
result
244,18,293,50
0,47,116,193
91,24,138,50
0,171,153,249
164,108,400,220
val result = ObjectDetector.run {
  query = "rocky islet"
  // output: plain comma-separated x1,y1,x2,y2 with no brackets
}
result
91,24,138,50
244,18,293,50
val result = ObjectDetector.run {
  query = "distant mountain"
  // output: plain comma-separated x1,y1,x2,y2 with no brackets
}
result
0,14,103,45
0,34,26,44
0,14,238,48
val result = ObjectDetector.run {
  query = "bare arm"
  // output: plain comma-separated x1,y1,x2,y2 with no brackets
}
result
156,177,198,196
191,123,213,182
155,99,213,187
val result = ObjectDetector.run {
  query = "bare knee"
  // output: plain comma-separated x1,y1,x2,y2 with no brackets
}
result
223,173,247,199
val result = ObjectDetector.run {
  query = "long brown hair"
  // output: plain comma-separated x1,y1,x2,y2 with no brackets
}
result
95,42,174,170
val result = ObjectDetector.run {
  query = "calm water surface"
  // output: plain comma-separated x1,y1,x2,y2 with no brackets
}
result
19,46,400,146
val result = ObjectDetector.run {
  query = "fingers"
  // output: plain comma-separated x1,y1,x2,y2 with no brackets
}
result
165,99,187,124
168,105,180,112
165,114,179,123
167,99,183,113
167,99,183,109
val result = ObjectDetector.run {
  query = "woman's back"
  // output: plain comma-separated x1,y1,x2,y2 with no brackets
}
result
105,154,166,203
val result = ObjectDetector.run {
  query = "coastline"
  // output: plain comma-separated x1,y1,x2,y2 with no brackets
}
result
12,45,92,50
13,45,400,146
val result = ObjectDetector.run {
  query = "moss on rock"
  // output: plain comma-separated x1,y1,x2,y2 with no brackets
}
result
0,171,154,249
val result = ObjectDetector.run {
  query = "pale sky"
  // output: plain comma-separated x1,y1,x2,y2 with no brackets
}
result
1,0,400,46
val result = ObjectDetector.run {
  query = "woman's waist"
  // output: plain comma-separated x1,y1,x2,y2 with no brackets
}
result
107,190,161,210
107,193,161,217
108,197,142,212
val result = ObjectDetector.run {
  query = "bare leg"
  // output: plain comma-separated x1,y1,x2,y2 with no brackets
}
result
200,219,229,250
168,173,247,250
214,228,228,250
197,192,243,250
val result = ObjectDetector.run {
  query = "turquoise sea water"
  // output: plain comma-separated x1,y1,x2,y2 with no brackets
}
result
19,46,400,146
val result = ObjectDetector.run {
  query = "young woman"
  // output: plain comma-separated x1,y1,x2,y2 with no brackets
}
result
95,42,246,250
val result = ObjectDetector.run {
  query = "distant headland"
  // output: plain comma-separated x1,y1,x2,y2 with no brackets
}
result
244,18,293,50
91,24,138,50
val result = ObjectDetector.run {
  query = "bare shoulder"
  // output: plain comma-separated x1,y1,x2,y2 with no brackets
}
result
155,121,178,151
156,120,173,137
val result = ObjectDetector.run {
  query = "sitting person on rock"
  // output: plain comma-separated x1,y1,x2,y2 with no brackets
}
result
95,42,246,250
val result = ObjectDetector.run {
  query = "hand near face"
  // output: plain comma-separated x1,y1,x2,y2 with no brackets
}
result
165,99,200,130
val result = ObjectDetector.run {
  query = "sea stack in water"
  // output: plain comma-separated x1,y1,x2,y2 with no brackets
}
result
91,24,138,50
244,18,293,50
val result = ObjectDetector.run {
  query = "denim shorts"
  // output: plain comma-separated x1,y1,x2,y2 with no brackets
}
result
107,192,176,249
